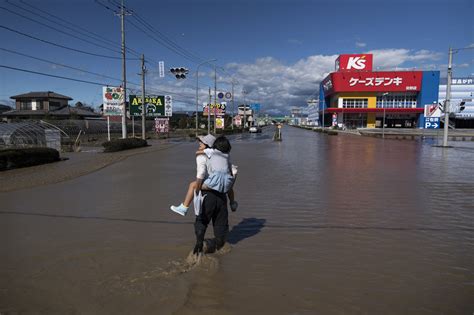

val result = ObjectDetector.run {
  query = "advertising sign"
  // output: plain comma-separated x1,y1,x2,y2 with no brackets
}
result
102,86,124,116
323,71,423,96
216,117,225,129
129,95,172,117
155,117,169,133
424,104,441,118
203,102,226,116
164,95,172,116
336,54,373,72
234,116,241,126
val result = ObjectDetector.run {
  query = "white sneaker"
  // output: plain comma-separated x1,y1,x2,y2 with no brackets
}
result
231,165,238,176
170,203,188,216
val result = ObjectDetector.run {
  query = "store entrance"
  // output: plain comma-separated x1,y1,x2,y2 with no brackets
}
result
343,113,367,129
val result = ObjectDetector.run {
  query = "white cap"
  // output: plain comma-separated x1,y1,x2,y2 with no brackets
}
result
198,134,216,147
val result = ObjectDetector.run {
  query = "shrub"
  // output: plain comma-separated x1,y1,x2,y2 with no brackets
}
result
102,138,148,152
327,130,338,136
0,147,60,171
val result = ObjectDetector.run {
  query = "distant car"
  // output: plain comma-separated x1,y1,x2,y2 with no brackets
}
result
249,126,262,133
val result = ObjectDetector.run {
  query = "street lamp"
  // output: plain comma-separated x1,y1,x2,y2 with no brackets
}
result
196,59,217,137
382,92,389,139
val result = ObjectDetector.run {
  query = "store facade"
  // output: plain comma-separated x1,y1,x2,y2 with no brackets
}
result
319,54,440,129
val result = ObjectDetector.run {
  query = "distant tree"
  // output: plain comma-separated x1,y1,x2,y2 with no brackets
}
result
178,117,188,129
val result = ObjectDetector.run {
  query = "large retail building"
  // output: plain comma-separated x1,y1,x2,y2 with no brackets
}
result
319,54,440,129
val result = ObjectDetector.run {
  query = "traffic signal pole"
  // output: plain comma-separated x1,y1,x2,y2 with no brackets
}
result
120,0,128,138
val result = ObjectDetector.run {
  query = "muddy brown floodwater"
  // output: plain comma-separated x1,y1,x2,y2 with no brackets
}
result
1,126,473,314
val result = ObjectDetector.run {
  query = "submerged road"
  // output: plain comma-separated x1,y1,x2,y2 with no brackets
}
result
1,126,473,314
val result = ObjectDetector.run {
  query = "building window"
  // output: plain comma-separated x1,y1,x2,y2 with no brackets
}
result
342,98,368,108
376,93,417,108
49,101,61,111
20,101,32,110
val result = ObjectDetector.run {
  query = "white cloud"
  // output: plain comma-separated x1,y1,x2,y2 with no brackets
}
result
356,42,366,47
149,48,448,115
288,39,303,45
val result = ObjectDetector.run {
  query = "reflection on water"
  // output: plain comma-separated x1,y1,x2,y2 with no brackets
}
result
1,125,473,314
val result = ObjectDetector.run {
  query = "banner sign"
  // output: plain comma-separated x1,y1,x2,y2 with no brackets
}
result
164,95,172,116
202,102,227,116
323,71,423,96
129,95,172,117
155,117,169,133
102,86,124,116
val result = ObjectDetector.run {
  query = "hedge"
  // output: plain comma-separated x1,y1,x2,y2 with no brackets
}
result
0,147,60,171
102,138,148,152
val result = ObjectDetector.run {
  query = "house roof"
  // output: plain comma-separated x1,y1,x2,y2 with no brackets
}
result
10,91,73,100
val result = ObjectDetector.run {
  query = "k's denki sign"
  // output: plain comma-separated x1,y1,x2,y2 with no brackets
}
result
336,54,373,72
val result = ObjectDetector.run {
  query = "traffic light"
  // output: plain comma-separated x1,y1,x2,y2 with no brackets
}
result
170,67,188,79
459,101,466,112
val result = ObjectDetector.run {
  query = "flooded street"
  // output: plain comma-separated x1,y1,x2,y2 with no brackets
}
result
1,126,473,314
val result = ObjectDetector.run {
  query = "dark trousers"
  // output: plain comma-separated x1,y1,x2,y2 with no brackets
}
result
194,190,229,253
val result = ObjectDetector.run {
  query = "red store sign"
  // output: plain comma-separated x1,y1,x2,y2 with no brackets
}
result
323,71,423,96
336,54,373,72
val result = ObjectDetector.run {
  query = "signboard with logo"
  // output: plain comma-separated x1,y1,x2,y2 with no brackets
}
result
129,95,172,117
336,54,373,72
216,117,224,129
155,117,169,133
202,102,226,116
102,86,124,116
323,71,423,96
424,104,441,118
234,116,241,126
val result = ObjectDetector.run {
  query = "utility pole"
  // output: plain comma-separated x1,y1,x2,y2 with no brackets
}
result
442,47,453,147
141,54,146,140
120,0,128,138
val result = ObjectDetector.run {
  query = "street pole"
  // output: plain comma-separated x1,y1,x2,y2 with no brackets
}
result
120,0,128,138
242,89,247,131
382,92,388,139
214,65,217,134
141,54,146,140
442,47,453,147
195,59,217,137
231,80,235,130
208,87,211,134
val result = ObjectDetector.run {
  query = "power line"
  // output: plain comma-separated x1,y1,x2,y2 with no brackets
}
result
15,0,143,58
0,65,108,86
0,25,140,60
0,6,124,56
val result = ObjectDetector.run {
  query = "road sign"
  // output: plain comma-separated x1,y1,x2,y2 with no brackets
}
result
424,117,440,129
217,92,225,99
159,61,165,78
225,92,232,99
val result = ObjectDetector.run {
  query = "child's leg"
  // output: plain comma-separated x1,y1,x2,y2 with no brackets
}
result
183,181,198,207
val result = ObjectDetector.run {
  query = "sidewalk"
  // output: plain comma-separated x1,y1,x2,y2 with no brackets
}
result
0,140,179,193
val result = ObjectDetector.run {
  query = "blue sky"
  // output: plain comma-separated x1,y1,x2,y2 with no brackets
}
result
1,0,473,115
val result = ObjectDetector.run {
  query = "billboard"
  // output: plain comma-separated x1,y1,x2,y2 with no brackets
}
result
102,86,124,116
323,71,423,96
203,102,227,116
155,117,169,133
336,54,373,72
129,95,172,117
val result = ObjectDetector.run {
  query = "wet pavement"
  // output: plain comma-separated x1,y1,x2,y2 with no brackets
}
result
1,126,473,314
